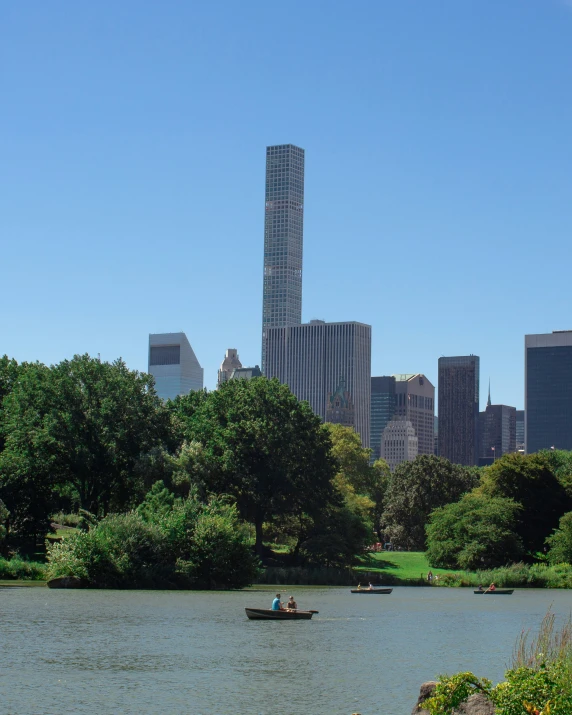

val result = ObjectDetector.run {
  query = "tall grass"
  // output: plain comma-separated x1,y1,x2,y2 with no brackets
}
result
512,609,572,670
0,557,47,580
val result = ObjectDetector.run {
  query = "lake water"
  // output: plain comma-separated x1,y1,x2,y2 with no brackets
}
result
2,586,571,715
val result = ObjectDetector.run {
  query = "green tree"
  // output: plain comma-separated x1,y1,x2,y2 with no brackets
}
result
324,423,390,538
170,377,338,554
0,499,9,547
478,452,572,555
426,493,524,569
0,355,170,534
546,511,572,565
0,361,59,535
382,455,479,550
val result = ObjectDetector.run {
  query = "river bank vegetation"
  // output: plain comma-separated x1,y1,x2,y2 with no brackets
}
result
424,610,572,714
2,354,572,588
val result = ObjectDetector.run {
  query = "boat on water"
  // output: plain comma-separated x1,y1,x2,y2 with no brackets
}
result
245,608,318,620
350,588,393,594
473,589,514,595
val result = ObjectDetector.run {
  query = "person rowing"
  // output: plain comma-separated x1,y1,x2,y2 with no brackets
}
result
271,593,284,610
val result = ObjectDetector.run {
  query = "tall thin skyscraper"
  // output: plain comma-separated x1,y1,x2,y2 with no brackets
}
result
438,355,480,465
261,144,305,373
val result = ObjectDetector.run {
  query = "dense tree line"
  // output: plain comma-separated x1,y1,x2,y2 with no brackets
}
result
3,352,572,584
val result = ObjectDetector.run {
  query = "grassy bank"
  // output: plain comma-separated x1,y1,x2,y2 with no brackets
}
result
257,553,572,588
356,551,461,584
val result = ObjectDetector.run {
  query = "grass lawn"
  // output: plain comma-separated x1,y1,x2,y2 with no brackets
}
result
356,551,464,585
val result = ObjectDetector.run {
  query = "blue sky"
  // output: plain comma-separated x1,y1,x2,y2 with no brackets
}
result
2,0,572,408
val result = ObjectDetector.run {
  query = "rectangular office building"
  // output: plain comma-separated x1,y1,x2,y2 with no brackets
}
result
394,373,435,456
525,331,572,453
438,355,480,465
370,376,396,462
265,320,371,447
261,144,305,373
148,332,203,401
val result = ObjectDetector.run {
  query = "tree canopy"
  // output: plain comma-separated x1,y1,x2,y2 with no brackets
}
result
0,354,170,534
170,377,339,552
478,452,572,555
426,493,524,570
382,455,479,550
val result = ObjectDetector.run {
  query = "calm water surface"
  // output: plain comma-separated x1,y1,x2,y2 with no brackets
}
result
1,586,571,715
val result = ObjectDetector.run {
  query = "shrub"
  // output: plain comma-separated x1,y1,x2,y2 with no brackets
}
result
50,512,81,528
546,511,572,566
47,484,260,589
426,494,523,570
0,556,46,580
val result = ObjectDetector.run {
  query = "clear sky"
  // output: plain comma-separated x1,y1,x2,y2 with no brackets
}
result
2,0,572,409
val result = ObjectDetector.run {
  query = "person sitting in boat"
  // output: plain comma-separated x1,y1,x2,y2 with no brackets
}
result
271,593,284,610
357,582,362,590
286,595,298,611
488,583,496,592
367,582,373,590
478,584,484,591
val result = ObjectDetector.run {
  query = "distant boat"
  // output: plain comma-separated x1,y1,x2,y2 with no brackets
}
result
245,608,317,620
473,589,514,595
350,588,393,594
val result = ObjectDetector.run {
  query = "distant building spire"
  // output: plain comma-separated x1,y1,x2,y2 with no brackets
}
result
487,378,491,407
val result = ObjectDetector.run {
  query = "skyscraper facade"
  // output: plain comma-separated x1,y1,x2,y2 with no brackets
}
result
525,331,572,453
381,418,419,472
265,320,371,446
478,404,516,464
261,144,305,373
148,332,203,401
393,373,435,456
516,410,525,451
217,349,242,387
370,376,396,462
438,355,480,465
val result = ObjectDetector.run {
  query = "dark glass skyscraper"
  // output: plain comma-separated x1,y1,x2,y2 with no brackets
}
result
525,331,572,453
438,355,480,465
370,376,396,461
261,144,304,373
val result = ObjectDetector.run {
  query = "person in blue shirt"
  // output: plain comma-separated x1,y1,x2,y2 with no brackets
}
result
271,593,283,610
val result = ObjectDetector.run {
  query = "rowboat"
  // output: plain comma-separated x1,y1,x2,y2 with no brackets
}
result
350,588,393,594
245,608,317,620
473,589,514,595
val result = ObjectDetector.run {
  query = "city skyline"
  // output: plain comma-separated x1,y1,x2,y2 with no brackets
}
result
4,2,572,412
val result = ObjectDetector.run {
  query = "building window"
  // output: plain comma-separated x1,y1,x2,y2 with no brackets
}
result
150,345,181,366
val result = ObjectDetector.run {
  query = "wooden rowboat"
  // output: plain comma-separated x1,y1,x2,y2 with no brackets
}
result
350,588,393,594
245,608,317,620
473,589,514,595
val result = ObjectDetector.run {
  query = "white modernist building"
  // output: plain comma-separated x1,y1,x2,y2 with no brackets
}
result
381,417,418,472
148,332,203,401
